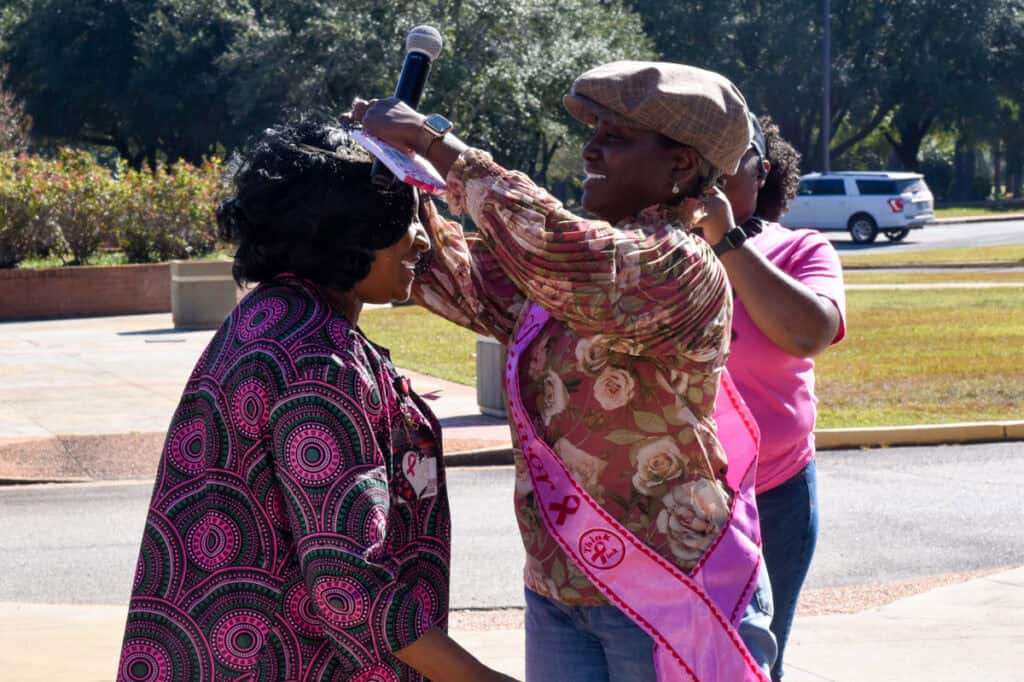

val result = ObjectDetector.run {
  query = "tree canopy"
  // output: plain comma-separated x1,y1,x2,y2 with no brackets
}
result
2,0,651,177
628,0,1024,175
2,0,1023,192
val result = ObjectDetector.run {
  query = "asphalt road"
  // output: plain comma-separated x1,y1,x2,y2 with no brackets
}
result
825,217,1024,253
2,441,1021,609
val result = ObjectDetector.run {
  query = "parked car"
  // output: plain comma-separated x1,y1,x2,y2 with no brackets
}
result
780,171,935,243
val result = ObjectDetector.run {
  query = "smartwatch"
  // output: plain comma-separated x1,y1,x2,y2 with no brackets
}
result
419,113,453,155
712,226,748,257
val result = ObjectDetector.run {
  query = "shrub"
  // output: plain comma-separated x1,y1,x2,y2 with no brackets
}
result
116,157,226,263
0,148,227,268
48,149,120,265
0,153,60,268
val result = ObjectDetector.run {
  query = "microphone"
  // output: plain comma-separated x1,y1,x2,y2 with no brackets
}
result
371,25,444,188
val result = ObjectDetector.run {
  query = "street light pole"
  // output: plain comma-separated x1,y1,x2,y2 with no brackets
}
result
822,0,831,172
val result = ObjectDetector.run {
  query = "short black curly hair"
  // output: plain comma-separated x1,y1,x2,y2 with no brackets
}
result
217,115,416,291
755,115,802,223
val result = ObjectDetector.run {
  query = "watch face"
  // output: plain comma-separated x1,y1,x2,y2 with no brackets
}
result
424,113,453,136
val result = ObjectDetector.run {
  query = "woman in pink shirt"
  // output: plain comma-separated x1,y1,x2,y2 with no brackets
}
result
718,115,847,681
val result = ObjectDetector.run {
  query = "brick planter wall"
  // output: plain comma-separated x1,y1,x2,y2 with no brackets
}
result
0,264,171,321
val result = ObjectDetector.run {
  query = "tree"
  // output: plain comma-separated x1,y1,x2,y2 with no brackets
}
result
3,0,144,161
219,0,654,183
3,0,652,180
627,0,1024,176
625,0,882,170
0,64,30,151
877,0,1019,172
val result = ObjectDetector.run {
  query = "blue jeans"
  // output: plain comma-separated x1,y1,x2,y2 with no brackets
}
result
756,460,819,682
524,564,776,681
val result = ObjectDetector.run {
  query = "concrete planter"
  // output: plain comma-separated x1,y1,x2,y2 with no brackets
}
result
476,334,507,417
170,260,241,330
0,263,170,321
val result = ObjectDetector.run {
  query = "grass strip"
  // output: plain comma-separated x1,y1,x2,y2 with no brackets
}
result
840,245,1024,269
934,206,1024,218
843,270,1024,284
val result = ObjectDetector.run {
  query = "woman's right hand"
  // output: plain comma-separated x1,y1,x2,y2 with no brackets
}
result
348,97,427,155
692,186,737,247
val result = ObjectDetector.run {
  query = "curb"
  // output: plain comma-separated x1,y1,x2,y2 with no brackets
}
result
445,421,1024,467
815,420,1024,450
2,421,1021,485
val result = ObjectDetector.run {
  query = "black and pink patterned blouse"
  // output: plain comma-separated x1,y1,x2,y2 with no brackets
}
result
118,275,450,682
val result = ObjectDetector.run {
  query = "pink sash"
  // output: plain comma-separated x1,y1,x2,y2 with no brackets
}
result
506,304,768,681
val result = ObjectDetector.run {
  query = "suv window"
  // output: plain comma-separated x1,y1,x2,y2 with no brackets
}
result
896,179,928,193
798,179,846,196
856,179,899,195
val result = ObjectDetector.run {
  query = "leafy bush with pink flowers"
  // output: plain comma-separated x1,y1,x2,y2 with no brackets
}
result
0,150,226,268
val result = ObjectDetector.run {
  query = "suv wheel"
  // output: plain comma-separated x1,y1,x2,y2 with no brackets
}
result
848,213,878,244
884,229,909,242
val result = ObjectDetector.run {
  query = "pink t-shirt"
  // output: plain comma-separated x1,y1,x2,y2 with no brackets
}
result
727,221,846,493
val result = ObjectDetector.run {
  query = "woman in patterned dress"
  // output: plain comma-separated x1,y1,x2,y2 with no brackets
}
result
355,61,778,681
116,118,515,682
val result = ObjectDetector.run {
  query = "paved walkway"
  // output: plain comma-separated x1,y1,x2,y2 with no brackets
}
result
1,312,1022,680
2,567,1021,681
0,313,511,483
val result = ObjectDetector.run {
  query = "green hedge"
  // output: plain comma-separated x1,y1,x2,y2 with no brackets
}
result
0,150,227,267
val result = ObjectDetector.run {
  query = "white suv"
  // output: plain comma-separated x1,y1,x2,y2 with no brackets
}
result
780,171,935,243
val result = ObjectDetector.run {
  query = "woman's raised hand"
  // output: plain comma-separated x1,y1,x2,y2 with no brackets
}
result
346,97,426,155
692,186,737,246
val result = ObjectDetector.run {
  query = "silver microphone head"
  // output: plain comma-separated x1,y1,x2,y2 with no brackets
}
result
406,25,443,60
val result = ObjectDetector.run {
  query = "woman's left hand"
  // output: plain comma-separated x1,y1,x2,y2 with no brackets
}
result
347,97,426,154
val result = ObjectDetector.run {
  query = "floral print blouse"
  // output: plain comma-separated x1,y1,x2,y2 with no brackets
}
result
118,276,449,681
413,149,733,606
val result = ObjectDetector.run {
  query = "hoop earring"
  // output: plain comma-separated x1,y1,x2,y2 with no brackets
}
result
671,182,680,195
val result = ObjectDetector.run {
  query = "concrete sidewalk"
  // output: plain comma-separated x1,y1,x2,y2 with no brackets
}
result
2,566,1021,681
0,313,512,483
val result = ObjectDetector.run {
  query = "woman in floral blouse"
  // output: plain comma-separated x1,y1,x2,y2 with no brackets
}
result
357,61,776,680
116,118,515,682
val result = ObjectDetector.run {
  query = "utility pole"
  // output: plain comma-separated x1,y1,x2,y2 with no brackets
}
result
822,0,831,172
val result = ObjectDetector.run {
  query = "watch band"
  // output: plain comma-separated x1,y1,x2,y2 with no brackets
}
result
712,226,747,257
419,114,452,156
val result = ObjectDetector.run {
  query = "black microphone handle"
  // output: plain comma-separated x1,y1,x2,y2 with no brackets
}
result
371,51,434,188
394,51,432,106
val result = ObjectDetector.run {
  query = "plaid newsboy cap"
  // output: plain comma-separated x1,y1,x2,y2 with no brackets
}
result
563,61,752,175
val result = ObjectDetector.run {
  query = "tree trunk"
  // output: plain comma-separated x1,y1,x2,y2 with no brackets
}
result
952,137,975,201
883,114,933,172
993,140,1002,198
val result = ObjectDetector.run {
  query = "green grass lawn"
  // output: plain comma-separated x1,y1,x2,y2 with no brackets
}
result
844,270,1024,284
840,245,1024,268
360,288,1024,428
19,251,132,268
17,247,235,269
360,305,479,385
815,288,1024,427
934,206,1024,218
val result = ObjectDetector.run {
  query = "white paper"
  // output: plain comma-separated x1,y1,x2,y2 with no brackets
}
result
351,129,447,195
